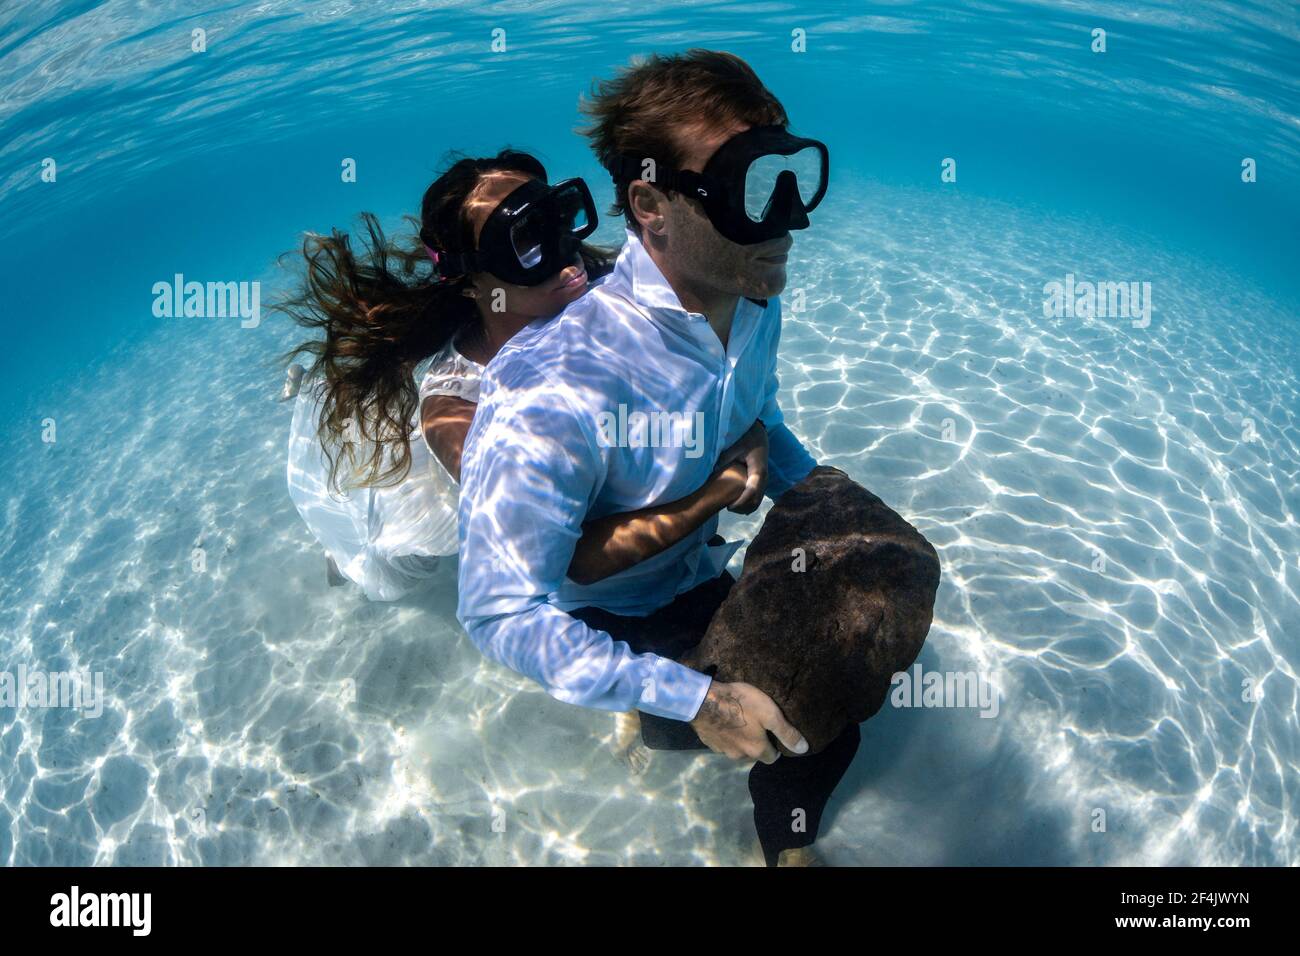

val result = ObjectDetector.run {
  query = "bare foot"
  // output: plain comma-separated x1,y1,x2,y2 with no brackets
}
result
747,839,828,867
612,711,651,775
777,846,826,867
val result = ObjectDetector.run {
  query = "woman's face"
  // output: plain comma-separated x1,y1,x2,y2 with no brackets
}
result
463,171,589,318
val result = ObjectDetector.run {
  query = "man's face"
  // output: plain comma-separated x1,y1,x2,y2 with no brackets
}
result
656,122,793,301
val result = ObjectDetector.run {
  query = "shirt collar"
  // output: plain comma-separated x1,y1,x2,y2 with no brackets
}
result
612,226,691,315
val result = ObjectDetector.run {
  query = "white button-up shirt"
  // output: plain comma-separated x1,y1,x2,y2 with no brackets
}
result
456,227,817,722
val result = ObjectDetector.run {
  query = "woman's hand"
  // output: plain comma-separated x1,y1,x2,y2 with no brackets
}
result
714,420,769,514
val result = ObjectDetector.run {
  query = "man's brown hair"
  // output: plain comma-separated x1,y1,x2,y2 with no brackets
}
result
579,49,788,231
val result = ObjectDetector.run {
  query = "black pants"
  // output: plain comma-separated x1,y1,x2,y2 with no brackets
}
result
572,571,861,866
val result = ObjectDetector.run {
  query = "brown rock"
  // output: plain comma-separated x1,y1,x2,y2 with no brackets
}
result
684,466,940,755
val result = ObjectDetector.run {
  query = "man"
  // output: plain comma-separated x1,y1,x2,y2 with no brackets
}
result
456,49,859,866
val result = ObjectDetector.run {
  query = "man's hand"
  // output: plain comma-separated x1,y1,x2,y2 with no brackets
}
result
713,420,769,514
690,680,808,764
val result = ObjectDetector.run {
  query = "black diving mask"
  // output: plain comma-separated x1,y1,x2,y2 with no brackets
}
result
438,178,598,286
611,125,829,245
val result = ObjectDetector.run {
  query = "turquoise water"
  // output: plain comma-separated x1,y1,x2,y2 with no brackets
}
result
1,1,1298,865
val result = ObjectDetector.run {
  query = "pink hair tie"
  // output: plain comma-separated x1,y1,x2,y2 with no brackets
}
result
424,242,460,285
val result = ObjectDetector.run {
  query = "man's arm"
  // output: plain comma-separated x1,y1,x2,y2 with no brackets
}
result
764,420,817,497
456,359,713,721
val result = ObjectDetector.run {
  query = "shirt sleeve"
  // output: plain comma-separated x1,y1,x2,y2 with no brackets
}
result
417,350,482,404
455,357,714,722
757,301,817,499
765,421,817,498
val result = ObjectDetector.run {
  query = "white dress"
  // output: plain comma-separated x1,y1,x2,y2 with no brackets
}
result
286,340,484,601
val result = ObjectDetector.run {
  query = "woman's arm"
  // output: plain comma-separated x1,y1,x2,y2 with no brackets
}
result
423,396,766,586
567,463,748,586
420,393,476,483
567,421,770,586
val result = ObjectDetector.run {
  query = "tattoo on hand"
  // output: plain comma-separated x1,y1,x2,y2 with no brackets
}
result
698,691,746,729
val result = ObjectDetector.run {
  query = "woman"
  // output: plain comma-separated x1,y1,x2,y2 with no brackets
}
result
279,149,766,602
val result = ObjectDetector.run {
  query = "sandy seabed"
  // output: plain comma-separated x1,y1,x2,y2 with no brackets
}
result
1,184,1296,866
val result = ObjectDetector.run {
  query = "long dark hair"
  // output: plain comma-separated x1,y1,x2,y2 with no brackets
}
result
276,149,612,492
